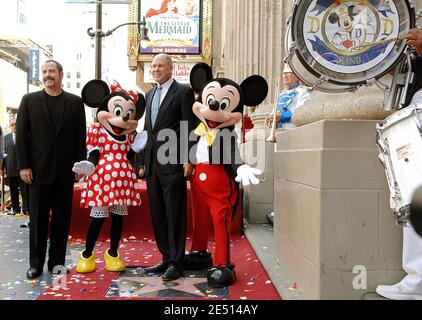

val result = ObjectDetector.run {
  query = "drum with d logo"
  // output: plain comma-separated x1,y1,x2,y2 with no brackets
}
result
285,0,415,93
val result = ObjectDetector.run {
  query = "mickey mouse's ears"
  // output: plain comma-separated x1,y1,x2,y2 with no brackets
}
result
81,79,110,108
190,63,213,93
240,75,268,107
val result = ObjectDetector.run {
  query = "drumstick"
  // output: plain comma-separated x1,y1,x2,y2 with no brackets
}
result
352,35,407,50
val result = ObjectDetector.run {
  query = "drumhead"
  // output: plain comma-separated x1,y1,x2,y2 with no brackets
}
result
286,21,358,92
291,0,415,85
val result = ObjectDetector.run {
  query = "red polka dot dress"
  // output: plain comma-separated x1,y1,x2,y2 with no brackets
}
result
80,123,141,209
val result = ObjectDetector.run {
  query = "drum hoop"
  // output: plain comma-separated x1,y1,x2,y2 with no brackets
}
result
379,105,422,131
290,0,415,86
287,55,357,92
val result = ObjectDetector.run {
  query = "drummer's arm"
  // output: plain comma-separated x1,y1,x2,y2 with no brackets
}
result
407,29,422,56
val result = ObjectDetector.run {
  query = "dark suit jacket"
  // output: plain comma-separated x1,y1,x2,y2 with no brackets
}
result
4,133,19,177
138,80,193,176
16,90,87,185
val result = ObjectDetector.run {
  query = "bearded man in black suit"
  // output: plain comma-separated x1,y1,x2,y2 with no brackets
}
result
16,60,86,279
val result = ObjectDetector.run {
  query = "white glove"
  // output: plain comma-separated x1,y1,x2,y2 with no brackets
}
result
235,164,263,186
72,161,96,176
131,131,148,153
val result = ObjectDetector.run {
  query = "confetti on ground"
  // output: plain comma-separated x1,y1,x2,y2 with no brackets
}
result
0,214,281,300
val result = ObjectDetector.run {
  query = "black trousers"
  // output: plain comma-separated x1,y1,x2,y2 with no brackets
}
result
146,166,187,269
29,181,74,270
8,176,29,213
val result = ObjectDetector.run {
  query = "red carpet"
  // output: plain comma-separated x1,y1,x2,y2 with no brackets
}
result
69,181,243,240
37,237,281,300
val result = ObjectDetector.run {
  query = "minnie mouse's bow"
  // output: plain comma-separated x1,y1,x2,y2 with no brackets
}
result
110,80,139,104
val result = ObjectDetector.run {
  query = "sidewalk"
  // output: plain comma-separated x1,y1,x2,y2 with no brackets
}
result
0,213,61,300
244,222,303,300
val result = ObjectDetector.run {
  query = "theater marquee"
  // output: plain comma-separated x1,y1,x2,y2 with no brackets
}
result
138,0,212,57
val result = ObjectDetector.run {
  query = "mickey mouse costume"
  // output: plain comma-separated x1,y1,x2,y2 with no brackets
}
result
73,80,146,274
183,63,268,287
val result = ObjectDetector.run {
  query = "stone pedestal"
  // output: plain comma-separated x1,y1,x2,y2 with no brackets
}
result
240,140,274,223
274,120,405,299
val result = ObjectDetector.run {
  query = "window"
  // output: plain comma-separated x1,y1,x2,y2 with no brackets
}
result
66,82,71,89
76,72,81,79
76,82,81,89
66,72,71,79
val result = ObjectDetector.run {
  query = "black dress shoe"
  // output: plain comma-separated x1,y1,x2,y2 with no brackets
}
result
26,267,42,279
185,250,213,270
162,264,183,281
144,261,169,274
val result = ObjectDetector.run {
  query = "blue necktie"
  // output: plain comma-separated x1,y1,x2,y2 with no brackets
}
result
151,86,162,128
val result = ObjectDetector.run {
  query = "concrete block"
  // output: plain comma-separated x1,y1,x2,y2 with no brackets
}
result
276,121,324,152
322,120,379,149
274,178,320,264
276,120,381,152
320,150,390,190
274,229,320,300
378,190,404,270
274,150,322,187
320,269,406,300
320,190,379,270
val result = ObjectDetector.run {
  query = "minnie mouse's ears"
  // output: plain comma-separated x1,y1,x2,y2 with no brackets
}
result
190,62,213,93
240,75,268,107
81,79,110,108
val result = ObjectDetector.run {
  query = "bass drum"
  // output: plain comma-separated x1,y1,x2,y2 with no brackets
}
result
286,0,415,92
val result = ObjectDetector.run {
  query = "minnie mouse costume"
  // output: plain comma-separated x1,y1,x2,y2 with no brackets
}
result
73,80,146,274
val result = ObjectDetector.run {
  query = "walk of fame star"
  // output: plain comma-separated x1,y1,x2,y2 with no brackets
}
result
104,268,229,298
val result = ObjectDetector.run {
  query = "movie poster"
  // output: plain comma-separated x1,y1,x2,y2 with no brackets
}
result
139,0,201,54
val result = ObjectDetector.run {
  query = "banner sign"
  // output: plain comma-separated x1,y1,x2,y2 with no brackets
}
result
139,0,201,54
29,49,40,84
144,62,196,83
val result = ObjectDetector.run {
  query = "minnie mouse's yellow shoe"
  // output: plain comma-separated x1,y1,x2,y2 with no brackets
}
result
104,250,125,272
76,251,96,273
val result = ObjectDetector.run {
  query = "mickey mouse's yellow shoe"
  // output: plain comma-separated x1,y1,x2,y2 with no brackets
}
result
76,251,96,273
104,250,125,272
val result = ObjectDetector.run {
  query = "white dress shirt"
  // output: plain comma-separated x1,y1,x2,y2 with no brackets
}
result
157,78,174,105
